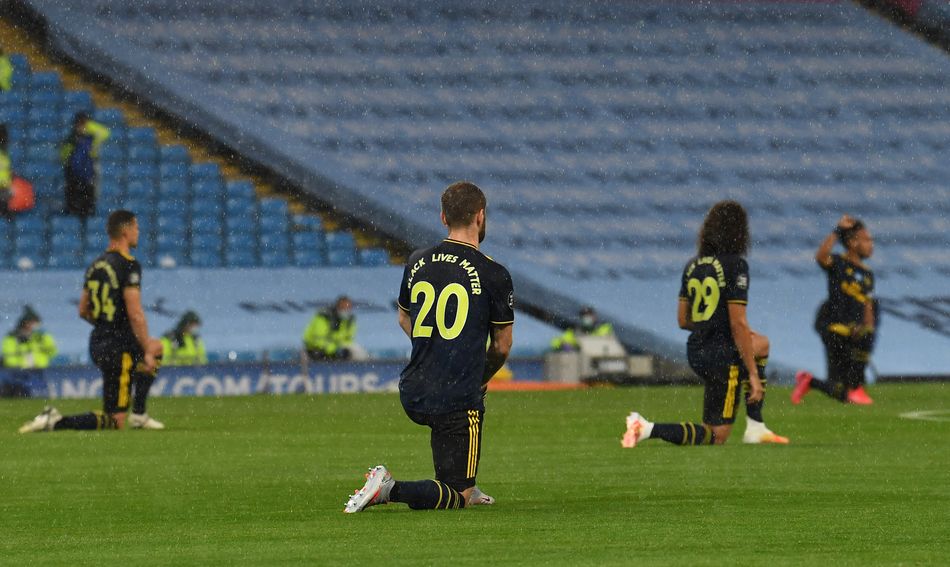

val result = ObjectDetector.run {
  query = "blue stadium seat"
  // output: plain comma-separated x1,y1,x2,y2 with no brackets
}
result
126,179,157,200
191,216,223,236
291,231,324,251
226,180,255,200
260,249,290,267
160,145,190,164
292,214,323,231
28,90,64,110
326,248,357,267
14,233,46,256
159,162,188,181
259,215,289,235
292,248,325,268
258,198,288,218
25,144,58,164
0,106,27,126
224,249,258,268
126,163,159,182
190,232,223,251
156,214,187,236
192,179,225,200
27,107,60,126
128,144,159,163
189,249,223,268
358,248,391,266
127,127,157,146
159,181,190,201
29,71,63,92
225,232,256,252
189,162,221,180
13,214,46,235
99,142,126,164
63,90,94,114
225,196,256,215
324,231,356,251
259,232,289,253
191,198,224,218
50,216,82,236
93,108,125,128
225,213,258,235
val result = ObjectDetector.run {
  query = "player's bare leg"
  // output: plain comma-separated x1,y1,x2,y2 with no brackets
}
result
743,332,789,444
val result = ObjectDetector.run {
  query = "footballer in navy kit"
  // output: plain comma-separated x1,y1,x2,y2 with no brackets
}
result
345,181,514,512
19,210,164,433
623,200,788,447
792,215,877,405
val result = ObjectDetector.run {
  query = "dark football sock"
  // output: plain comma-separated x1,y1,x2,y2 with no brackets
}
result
53,411,117,430
389,480,466,510
745,358,768,422
132,371,156,414
811,377,848,402
649,422,714,445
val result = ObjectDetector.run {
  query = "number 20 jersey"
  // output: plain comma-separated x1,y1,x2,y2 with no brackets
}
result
679,254,749,367
397,239,514,414
84,250,142,355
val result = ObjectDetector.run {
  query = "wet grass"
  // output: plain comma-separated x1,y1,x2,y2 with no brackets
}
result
1,383,948,565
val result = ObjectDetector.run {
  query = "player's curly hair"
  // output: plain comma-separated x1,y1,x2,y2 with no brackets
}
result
697,200,749,257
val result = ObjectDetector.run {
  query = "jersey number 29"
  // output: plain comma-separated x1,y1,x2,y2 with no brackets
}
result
687,277,720,322
411,281,469,340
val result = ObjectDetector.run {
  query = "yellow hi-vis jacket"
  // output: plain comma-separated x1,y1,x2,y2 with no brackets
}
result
303,311,356,356
2,331,58,369
160,333,208,366
550,323,614,351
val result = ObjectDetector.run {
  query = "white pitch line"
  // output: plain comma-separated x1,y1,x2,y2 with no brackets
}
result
898,409,950,422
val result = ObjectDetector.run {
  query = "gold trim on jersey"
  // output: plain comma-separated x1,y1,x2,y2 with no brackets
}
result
444,238,479,251
726,300,748,305
106,248,136,262
490,320,514,325
397,301,410,313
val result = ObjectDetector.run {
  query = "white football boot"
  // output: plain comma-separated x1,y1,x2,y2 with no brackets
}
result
742,419,789,444
621,411,654,448
18,406,62,433
344,465,394,513
129,413,166,430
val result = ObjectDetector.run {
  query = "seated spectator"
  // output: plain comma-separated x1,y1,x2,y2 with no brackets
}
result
550,306,615,351
160,311,208,366
303,296,358,360
0,46,11,92
61,112,110,219
2,306,58,369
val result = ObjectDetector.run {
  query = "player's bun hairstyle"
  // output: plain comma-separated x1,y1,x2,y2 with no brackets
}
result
698,200,749,257
107,209,137,239
835,219,865,247
441,181,486,228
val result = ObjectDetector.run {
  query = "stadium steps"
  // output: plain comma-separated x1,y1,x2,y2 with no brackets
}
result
0,14,400,264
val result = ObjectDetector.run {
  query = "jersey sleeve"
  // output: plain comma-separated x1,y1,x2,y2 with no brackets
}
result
724,257,749,304
489,265,515,325
397,262,411,312
125,260,142,289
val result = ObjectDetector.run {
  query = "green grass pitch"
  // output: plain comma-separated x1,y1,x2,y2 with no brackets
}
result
1,383,948,565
